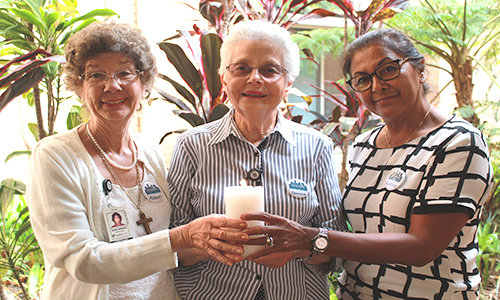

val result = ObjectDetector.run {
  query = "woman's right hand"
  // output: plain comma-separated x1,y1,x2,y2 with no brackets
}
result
240,212,316,257
171,214,249,266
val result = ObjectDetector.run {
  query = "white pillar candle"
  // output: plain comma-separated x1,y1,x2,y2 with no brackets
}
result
225,185,265,259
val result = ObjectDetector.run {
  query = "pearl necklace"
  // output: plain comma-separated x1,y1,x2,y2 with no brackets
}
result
85,123,137,171
385,106,433,148
85,124,154,234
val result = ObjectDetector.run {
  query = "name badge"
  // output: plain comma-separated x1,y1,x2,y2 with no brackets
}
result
386,169,406,191
142,182,163,202
286,178,309,198
103,207,134,242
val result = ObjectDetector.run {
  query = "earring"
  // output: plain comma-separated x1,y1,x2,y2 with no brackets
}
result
420,73,426,82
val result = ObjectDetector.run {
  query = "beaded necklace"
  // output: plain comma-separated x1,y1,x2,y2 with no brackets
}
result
85,123,137,171
85,123,153,234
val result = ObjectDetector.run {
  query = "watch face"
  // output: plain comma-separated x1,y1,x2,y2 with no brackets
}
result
315,237,328,250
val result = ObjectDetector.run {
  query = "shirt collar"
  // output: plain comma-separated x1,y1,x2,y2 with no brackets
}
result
208,108,297,148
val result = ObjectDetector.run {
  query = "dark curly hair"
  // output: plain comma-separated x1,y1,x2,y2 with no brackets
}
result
111,212,122,222
64,21,157,95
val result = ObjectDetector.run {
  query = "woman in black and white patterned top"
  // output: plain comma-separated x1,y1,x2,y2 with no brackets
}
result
241,29,493,299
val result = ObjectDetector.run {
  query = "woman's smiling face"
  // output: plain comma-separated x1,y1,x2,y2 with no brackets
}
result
221,39,292,118
350,44,423,121
78,52,145,125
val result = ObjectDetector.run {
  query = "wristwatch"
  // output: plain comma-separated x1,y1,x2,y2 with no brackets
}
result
312,228,329,254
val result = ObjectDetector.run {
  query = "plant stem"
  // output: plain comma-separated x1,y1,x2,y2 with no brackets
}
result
33,86,46,140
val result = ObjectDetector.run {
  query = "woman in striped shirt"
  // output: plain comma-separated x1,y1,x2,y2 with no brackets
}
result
168,20,345,300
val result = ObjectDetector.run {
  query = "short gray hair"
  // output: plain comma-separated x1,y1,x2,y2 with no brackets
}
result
219,20,300,83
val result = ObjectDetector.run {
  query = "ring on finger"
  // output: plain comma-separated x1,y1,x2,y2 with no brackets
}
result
266,235,274,247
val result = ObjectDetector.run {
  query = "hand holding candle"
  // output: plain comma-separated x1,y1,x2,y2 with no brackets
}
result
225,180,265,259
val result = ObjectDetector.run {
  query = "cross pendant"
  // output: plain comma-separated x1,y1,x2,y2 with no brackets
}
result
137,211,153,234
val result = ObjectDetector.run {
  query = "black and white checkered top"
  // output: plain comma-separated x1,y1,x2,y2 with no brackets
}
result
337,115,493,299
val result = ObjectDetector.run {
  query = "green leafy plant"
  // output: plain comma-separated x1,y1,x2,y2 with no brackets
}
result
0,0,117,140
477,213,500,290
327,0,410,37
156,30,229,143
387,0,500,125
0,178,40,300
0,49,65,114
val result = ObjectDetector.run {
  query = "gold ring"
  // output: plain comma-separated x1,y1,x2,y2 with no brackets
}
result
266,236,274,247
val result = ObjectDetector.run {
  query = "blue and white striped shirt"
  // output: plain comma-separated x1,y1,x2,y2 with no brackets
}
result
168,109,345,300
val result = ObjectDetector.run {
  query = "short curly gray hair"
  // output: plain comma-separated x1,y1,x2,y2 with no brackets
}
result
64,21,157,95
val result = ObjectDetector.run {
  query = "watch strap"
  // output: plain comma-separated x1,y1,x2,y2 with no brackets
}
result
296,252,313,262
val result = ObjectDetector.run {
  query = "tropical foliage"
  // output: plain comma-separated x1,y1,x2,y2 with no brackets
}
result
0,0,116,140
156,30,229,143
0,178,40,300
387,0,500,125
477,213,500,291
327,0,410,37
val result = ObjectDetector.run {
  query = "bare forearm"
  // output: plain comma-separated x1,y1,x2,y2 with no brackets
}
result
177,248,210,266
169,226,189,251
325,231,436,266
325,213,470,267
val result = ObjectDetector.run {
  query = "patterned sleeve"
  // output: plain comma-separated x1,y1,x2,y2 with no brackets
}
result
413,125,493,216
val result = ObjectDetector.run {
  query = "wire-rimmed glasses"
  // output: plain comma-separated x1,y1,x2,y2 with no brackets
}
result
226,63,287,81
79,69,143,86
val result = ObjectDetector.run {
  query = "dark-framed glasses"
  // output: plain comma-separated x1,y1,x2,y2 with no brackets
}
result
79,69,143,86
226,63,287,81
347,58,412,92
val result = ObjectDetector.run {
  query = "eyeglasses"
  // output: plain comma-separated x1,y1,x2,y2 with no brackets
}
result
226,63,287,81
347,58,413,92
79,69,143,86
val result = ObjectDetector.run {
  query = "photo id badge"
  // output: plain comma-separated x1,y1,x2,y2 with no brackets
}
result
386,169,406,191
103,207,133,243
